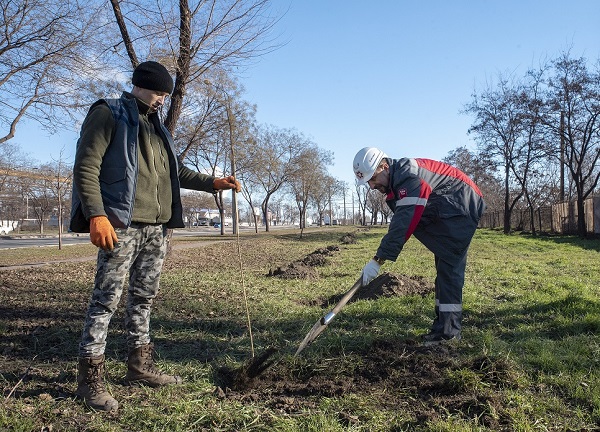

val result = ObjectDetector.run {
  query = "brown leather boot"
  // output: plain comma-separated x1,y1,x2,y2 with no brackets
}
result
124,343,182,387
76,355,119,412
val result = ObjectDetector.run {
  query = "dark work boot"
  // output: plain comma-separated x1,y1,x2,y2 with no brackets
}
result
124,343,182,387
423,310,463,346
422,332,461,346
76,355,119,412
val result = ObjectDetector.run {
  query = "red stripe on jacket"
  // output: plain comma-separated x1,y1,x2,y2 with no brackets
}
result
404,178,430,241
415,158,483,197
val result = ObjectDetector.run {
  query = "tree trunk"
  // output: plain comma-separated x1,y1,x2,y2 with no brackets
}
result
164,0,192,135
503,163,511,234
576,196,587,238
262,201,270,232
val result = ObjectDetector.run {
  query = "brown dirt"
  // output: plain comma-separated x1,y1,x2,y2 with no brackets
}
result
0,233,518,429
213,339,514,430
329,272,433,305
340,232,357,244
266,245,434,304
267,245,340,279
220,247,513,427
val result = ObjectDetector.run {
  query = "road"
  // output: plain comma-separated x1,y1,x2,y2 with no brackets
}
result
0,225,289,249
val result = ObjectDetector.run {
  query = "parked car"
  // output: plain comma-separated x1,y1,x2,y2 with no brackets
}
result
213,223,221,228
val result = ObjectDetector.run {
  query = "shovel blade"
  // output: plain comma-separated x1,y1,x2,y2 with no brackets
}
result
294,319,328,356
294,277,363,357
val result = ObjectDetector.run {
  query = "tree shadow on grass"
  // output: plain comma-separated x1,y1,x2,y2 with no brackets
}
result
531,233,600,253
4,233,600,429
4,282,600,429
468,292,600,342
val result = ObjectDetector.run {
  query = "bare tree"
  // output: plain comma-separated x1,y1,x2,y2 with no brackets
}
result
40,152,72,248
516,68,556,235
309,175,336,227
177,73,256,234
443,146,503,210
464,73,533,233
372,192,392,224
366,188,384,225
355,184,370,225
24,178,52,234
287,145,333,234
183,126,229,233
247,125,310,232
108,0,281,135
543,52,600,237
236,173,263,232
0,0,99,143
0,143,36,231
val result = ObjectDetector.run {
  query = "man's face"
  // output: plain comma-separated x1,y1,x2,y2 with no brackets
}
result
134,87,170,112
367,164,390,194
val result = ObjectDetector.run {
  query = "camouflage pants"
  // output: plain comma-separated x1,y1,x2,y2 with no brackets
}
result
78,223,168,358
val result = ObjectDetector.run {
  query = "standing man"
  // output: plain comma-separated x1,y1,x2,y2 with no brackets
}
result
70,60,241,411
353,147,485,345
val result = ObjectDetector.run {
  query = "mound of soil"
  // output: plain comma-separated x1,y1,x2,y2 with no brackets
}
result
213,339,514,429
267,261,319,279
323,272,434,307
357,272,433,299
268,245,340,279
340,232,357,244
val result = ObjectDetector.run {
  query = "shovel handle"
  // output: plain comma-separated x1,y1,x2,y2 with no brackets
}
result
329,277,363,315
294,276,364,356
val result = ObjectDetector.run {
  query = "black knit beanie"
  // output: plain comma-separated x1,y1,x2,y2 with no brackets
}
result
132,61,174,94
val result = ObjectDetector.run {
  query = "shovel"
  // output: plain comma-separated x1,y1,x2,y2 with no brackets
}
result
232,276,364,382
294,276,363,356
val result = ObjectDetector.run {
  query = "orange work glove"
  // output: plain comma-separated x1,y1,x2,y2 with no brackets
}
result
213,175,241,192
89,216,118,251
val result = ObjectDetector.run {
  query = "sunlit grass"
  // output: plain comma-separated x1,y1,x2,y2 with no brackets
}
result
2,226,600,430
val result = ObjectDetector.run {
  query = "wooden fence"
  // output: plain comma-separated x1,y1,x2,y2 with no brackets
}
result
479,197,600,234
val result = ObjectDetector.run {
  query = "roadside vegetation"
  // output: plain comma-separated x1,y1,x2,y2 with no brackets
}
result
1,226,600,431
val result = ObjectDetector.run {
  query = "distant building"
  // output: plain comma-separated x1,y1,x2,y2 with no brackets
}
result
195,209,219,226
0,220,18,235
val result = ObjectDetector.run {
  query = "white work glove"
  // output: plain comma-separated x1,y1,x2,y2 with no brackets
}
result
361,259,381,286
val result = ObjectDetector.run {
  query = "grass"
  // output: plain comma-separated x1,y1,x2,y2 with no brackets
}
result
2,226,600,430
0,242,98,267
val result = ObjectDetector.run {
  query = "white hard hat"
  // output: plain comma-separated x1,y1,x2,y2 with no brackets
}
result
353,147,387,185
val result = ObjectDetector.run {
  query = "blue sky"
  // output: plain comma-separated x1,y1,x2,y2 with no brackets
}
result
15,0,600,188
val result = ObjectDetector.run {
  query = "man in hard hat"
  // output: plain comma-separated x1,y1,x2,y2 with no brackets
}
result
70,60,241,411
353,147,485,344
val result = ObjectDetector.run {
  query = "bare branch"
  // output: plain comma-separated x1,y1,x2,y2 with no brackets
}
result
109,0,139,67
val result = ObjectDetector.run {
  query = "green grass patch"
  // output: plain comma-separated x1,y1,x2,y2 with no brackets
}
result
2,226,600,430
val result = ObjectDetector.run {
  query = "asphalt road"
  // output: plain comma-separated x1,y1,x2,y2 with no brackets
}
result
0,234,91,249
0,225,283,249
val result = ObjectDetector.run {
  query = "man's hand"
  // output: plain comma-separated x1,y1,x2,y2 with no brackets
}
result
213,175,241,192
89,216,118,250
361,259,381,286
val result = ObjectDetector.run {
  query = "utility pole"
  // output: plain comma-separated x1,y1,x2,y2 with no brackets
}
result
352,192,355,225
328,184,332,225
343,188,347,225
